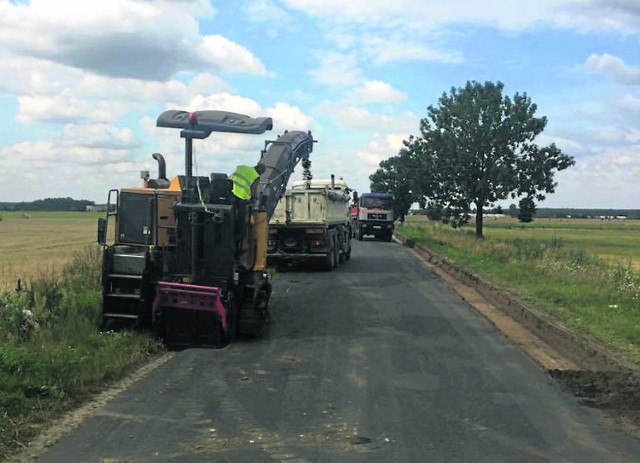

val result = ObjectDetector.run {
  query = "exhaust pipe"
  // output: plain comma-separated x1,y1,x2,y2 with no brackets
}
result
331,174,335,190
152,153,168,180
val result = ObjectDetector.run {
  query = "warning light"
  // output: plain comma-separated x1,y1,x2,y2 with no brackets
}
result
188,112,198,126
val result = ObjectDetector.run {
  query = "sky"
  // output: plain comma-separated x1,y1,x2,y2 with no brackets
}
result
0,0,639,209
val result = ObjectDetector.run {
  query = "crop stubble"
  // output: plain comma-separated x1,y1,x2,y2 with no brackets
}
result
0,212,103,289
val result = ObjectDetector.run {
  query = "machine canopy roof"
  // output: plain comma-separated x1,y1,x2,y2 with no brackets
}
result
157,110,273,138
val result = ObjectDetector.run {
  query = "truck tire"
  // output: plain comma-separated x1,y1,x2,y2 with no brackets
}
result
338,234,345,264
332,238,339,268
384,233,393,242
356,228,363,241
321,241,335,271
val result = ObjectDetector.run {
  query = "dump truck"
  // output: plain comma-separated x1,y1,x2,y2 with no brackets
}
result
267,175,352,270
353,192,395,241
97,109,314,347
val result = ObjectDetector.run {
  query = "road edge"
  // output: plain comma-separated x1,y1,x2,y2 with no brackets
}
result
7,352,175,463
394,233,640,374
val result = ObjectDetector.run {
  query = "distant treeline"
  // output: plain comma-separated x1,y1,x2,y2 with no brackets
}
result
413,207,640,220
0,197,95,211
535,208,640,219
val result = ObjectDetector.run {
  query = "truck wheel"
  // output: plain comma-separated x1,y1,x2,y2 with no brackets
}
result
321,242,335,271
356,229,363,241
384,233,393,242
332,238,339,268
338,236,346,264
345,244,351,261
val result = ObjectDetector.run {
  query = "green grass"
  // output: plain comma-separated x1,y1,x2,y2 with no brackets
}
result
483,217,640,231
399,220,640,360
481,219,640,269
0,247,162,459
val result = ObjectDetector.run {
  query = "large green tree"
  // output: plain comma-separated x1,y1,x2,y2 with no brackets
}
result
406,81,575,237
369,152,415,222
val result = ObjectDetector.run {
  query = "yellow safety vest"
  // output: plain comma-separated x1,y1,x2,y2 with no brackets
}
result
230,165,259,200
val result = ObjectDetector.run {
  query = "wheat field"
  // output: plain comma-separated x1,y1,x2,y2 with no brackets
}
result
0,211,104,290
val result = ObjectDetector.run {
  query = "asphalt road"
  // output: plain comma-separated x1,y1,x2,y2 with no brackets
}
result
36,239,640,462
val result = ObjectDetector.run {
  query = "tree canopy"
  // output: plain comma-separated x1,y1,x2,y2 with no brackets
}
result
0,197,94,211
518,197,536,223
404,80,575,237
369,153,416,222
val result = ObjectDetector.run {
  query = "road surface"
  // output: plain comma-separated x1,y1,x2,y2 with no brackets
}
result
36,239,640,462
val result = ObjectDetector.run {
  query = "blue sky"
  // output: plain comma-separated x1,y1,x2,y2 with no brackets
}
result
1,0,639,208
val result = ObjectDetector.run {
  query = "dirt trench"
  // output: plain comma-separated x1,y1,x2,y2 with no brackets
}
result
397,234,640,438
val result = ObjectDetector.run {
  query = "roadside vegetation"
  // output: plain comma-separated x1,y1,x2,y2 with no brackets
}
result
398,218,640,361
0,246,162,459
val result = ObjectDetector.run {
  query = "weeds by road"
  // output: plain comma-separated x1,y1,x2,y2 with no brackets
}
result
0,246,162,459
398,220,640,361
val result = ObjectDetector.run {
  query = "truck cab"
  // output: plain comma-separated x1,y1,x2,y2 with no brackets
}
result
353,192,395,242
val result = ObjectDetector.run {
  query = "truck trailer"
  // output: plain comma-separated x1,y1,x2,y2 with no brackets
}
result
267,176,352,270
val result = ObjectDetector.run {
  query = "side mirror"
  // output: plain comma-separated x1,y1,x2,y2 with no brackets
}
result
97,218,107,245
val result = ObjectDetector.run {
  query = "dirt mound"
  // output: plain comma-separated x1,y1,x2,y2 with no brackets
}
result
549,369,640,436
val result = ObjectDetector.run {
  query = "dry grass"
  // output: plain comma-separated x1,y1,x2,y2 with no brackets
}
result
0,212,103,290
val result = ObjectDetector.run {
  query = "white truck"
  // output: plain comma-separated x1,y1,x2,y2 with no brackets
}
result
267,176,352,270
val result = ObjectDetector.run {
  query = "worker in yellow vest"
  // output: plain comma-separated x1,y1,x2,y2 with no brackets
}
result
229,164,265,257
229,165,261,201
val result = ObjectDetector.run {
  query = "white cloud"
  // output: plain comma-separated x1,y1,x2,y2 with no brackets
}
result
281,0,640,34
587,126,640,144
17,94,127,123
324,28,358,50
198,35,268,76
355,132,409,169
186,92,263,116
317,101,419,132
265,103,315,132
0,52,193,104
0,139,130,167
536,134,585,154
308,52,363,87
188,73,230,96
546,145,640,208
353,81,406,104
61,124,139,150
244,0,293,26
586,53,640,85
618,93,640,112
0,51,235,125
0,0,266,81
361,34,464,65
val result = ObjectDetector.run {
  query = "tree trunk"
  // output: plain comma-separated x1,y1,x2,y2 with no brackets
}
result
475,205,484,238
